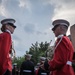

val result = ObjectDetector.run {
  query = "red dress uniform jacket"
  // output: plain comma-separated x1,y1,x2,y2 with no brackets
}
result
0,32,12,75
48,36,74,75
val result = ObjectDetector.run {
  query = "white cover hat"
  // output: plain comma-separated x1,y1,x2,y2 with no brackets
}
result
1,18,16,28
52,19,69,31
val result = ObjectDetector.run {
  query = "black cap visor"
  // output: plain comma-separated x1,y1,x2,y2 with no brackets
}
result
8,23,16,28
52,25,59,31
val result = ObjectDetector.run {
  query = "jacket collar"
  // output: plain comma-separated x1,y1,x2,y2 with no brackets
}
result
57,34,64,39
6,29,11,34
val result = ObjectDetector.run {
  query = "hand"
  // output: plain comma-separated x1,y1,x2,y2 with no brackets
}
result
40,64,45,70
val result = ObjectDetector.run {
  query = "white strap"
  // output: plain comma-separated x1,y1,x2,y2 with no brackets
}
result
41,73,47,75
54,37,63,50
66,61,72,66
9,54,11,57
23,70,31,72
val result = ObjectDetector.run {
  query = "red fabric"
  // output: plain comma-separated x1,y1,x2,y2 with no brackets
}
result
35,68,39,75
0,32,12,75
48,36,74,75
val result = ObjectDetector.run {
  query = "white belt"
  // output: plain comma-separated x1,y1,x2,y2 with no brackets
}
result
23,70,32,72
41,73,47,75
66,61,72,66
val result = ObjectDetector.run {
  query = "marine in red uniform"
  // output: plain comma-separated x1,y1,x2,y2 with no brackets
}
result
0,18,16,75
42,19,75,75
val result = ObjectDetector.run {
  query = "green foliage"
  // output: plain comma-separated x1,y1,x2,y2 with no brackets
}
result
12,56,25,68
28,41,49,65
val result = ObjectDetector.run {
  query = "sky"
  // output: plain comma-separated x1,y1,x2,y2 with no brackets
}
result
0,0,75,57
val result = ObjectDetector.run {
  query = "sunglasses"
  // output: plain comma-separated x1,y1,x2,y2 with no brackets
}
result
52,24,60,31
8,23,16,28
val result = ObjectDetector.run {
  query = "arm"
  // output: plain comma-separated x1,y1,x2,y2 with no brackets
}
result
44,37,70,71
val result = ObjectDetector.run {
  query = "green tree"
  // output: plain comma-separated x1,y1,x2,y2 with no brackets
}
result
12,56,25,68
28,41,49,65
